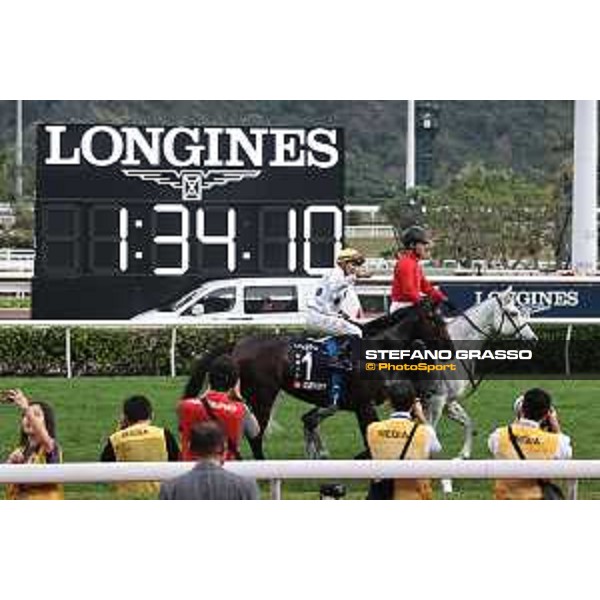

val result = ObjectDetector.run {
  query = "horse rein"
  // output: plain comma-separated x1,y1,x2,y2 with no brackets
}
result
444,296,532,393
446,295,531,343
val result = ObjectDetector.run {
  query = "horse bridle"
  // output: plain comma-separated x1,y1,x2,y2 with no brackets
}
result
445,295,532,393
448,295,531,343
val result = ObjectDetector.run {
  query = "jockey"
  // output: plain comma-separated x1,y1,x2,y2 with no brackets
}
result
390,225,450,348
306,247,365,410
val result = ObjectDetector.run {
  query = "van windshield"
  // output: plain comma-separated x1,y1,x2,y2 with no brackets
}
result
184,287,236,316
168,288,202,312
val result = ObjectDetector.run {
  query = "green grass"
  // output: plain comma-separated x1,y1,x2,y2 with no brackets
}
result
0,376,598,499
349,237,395,258
0,297,30,308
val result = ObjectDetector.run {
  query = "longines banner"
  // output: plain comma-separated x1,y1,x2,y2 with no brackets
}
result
36,124,344,201
435,277,600,320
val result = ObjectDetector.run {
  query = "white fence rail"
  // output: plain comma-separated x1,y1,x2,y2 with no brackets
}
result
0,460,589,499
0,248,34,272
345,225,395,238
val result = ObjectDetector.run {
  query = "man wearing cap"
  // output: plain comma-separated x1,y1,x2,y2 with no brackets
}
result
488,388,572,500
390,225,447,314
388,225,453,355
306,247,365,410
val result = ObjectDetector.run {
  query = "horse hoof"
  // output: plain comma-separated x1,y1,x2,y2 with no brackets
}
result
320,483,346,499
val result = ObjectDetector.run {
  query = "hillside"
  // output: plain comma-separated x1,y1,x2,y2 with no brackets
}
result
0,100,573,202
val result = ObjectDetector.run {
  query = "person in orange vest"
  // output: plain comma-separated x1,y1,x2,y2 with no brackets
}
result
488,388,572,500
100,395,180,497
177,355,260,461
367,381,442,500
2,388,64,500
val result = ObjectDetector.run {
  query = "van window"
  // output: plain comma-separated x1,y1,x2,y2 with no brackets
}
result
184,286,236,315
359,294,388,316
244,286,298,314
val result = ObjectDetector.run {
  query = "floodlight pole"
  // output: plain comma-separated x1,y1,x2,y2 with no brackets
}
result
406,100,415,190
571,100,598,274
16,100,23,200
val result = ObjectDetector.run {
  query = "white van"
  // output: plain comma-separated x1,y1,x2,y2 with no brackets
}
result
131,278,321,325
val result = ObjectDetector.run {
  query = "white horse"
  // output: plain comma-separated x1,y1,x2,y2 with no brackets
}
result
423,287,537,461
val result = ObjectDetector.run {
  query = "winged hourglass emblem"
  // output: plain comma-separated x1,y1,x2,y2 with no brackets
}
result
121,169,262,200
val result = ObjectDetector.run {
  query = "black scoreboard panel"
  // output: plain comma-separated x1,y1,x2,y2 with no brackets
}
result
33,124,345,319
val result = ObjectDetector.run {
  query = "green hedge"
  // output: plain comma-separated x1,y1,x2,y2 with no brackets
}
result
0,324,595,377
0,326,298,376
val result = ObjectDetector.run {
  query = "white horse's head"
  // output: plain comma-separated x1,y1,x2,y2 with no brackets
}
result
492,287,537,341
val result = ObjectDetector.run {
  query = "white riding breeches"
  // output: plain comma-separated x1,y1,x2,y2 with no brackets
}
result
306,310,363,338
389,300,413,313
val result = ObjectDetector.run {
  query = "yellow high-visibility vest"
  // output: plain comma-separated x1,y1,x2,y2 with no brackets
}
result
367,419,433,500
492,424,561,500
109,423,169,497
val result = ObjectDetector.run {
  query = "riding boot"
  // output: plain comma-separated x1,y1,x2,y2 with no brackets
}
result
327,369,344,410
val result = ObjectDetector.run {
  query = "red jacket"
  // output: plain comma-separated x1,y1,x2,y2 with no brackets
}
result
391,250,446,305
177,391,246,461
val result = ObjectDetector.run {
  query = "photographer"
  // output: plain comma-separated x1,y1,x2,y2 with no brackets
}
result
366,381,442,500
100,395,180,497
488,388,572,500
178,355,259,461
2,388,63,500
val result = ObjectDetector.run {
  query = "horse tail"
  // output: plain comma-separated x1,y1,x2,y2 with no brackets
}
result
183,342,236,398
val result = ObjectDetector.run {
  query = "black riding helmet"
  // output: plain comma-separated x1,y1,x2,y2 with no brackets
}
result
401,225,430,249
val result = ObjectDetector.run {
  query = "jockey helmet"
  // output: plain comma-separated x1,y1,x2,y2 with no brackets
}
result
401,225,430,248
337,247,365,266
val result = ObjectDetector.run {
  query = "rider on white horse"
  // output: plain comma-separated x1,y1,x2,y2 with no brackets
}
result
306,247,365,409
390,225,451,350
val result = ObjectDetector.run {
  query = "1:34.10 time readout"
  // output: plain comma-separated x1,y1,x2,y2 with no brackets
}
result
42,203,344,277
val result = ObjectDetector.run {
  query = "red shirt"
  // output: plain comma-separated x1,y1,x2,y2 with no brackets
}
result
391,250,446,304
177,391,246,461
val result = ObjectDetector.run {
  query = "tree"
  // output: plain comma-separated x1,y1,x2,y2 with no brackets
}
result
381,186,437,251
426,164,557,267
382,164,558,267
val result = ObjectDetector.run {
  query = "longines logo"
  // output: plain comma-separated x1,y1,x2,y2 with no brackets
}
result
475,289,579,315
120,169,262,200
43,125,340,169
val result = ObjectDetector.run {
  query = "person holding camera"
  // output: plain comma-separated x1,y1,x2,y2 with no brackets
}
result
2,388,63,500
100,395,180,497
178,355,260,461
366,381,442,500
488,388,572,500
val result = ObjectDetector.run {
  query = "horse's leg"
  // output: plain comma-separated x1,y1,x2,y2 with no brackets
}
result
246,385,280,460
301,407,324,459
301,405,339,459
445,399,475,460
423,390,446,428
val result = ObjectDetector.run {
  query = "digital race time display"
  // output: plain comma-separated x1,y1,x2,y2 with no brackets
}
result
33,124,345,319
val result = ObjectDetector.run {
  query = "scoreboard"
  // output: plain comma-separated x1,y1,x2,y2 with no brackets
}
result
33,124,345,319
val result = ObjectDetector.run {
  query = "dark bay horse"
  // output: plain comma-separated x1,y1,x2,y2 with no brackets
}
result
184,308,443,459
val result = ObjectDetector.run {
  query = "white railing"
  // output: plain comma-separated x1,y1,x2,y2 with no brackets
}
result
345,225,395,238
0,460,588,499
0,248,34,272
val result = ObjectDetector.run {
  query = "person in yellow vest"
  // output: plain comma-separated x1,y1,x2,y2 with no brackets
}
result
488,388,572,500
2,388,64,500
367,381,442,499
100,395,180,497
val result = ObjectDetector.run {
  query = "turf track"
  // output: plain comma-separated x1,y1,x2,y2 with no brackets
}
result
0,376,598,499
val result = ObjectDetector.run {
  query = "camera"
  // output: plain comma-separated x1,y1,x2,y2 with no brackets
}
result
0,389,15,404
